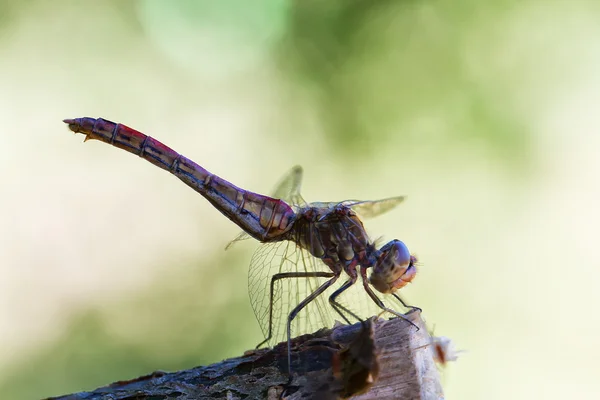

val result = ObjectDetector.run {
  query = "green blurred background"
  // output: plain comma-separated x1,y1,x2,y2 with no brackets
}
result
1,0,599,398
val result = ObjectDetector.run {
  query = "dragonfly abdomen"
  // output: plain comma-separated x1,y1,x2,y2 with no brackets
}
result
64,117,295,242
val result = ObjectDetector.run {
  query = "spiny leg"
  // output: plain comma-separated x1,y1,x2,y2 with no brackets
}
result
328,277,363,325
285,273,340,376
392,292,422,313
255,271,336,349
360,266,419,330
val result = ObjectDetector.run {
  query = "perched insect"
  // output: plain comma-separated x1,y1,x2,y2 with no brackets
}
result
64,117,420,374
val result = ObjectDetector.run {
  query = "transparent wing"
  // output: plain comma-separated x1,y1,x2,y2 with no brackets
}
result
270,165,307,207
248,241,416,346
305,196,405,220
224,230,252,250
225,166,307,250
248,241,340,346
341,196,405,219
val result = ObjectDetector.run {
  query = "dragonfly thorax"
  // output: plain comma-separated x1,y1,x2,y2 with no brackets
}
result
292,205,372,271
369,240,417,294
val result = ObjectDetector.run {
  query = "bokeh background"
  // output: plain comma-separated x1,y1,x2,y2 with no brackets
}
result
1,0,599,399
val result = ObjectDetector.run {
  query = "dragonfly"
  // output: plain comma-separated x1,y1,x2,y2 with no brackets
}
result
63,117,419,374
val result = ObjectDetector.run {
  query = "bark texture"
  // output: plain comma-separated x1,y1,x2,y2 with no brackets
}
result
47,311,443,400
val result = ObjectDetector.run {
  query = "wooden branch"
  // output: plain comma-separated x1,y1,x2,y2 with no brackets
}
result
47,311,443,400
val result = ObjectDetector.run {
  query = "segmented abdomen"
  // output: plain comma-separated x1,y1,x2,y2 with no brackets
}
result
64,117,295,241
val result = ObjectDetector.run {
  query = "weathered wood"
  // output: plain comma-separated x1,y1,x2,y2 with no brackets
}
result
47,311,443,400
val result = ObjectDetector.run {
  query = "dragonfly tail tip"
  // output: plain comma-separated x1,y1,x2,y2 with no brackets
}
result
63,118,81,134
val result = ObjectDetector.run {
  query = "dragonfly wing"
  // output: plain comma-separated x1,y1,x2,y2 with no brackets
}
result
270,165,307,207
248,241,417,345
224,231,251,250
307,196,405,220
342,196,406,219
248,241,339,346
225,166,307,250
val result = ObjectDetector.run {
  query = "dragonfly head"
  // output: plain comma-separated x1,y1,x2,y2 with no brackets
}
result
369,240,416,294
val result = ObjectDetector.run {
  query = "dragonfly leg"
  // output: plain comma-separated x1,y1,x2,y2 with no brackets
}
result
392,293,422,313
286,273,340,376
327,278,362,325
255,271,335,350
360,266,419,330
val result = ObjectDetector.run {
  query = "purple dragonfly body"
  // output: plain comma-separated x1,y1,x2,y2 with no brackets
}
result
64,117,419,373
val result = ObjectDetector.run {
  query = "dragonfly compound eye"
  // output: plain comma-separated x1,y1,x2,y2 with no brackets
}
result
369,240,416,294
